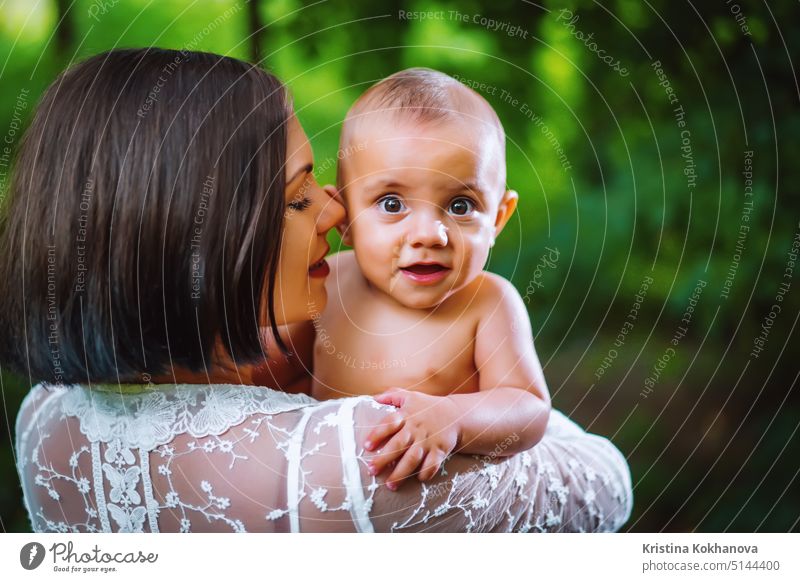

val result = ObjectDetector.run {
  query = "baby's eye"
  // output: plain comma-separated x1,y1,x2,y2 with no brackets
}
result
448,197,475,216
377,195,406,214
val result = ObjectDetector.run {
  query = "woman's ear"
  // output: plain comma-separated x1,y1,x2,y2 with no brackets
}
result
493,189,519,238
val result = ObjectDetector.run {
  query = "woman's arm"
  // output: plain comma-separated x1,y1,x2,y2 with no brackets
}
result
241,395,633,532
185,391,631,532
353,402,633,532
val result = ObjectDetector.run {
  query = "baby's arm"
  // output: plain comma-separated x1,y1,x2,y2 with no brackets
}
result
449,273,552,456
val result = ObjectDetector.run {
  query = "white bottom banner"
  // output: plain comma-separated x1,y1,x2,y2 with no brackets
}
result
1,533,797,581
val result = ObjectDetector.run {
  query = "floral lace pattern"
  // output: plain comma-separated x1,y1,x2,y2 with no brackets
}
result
15,383,633,532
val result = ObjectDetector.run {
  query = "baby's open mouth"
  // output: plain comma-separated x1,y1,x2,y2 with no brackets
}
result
400,263,450,284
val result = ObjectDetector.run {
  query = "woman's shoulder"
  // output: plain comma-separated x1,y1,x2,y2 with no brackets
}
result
17,382,320,451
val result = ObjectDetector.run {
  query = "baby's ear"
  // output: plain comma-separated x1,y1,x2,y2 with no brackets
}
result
493,189,519,238
338,221,354,247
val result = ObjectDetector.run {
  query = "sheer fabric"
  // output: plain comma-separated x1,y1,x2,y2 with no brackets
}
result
15,383,632,532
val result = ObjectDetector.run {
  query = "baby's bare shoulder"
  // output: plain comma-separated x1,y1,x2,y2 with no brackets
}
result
444,272,516,317
470,272,533,339
326,249,357,275
324,250,367,308
471,271,523,305
326,250,360,289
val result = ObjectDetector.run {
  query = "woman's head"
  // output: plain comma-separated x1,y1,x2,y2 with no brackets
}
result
0,48,341,385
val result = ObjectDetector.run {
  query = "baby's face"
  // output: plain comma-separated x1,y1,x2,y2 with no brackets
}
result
339,115,515,309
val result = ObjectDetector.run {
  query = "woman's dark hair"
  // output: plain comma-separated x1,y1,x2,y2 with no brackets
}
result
0,48,292,385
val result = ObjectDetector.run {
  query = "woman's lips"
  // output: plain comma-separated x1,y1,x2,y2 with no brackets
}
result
309,257,330,278
400,263,450,284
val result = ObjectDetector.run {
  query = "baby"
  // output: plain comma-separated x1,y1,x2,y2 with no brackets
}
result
277,68,552,491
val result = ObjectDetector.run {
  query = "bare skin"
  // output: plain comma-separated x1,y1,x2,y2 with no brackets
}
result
311,250,552,488
312,250,482,399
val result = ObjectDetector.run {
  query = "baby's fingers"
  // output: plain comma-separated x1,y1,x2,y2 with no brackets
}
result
373,388,407,408
385,445,426,491
367,429,411,476
417,449,447,482
364,411,404,451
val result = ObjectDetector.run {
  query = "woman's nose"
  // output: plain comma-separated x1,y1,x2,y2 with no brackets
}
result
315,184,346,234
408,215,448,248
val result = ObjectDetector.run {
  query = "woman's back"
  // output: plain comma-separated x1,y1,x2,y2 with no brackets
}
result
16,383,632,532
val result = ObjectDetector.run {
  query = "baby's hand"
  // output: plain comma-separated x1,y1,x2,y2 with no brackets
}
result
364,388,460,491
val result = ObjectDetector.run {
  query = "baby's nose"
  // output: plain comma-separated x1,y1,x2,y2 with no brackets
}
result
408,216,448,248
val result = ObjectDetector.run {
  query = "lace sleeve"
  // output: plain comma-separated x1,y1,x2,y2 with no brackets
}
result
16,385,632,532
284,398,633,532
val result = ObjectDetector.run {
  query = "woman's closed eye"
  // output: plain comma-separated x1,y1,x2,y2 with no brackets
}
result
287,196,312,211
287,173,316,212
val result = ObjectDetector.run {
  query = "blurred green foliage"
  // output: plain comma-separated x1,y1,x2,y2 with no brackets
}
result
1,0,797,532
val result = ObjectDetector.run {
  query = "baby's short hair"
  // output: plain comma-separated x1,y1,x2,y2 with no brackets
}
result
339,68,506,194
342,67,504,153
350,67,465,124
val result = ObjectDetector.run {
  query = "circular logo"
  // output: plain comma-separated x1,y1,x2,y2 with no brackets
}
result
20,542,46,570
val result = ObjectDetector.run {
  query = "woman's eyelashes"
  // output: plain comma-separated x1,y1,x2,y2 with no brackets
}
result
286,174,318,212
287,196,312,212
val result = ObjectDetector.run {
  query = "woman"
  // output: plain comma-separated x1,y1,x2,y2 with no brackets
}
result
3,48,632,532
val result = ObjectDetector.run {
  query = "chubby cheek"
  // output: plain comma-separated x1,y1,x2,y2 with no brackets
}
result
352,221,399,283
452,225,493,279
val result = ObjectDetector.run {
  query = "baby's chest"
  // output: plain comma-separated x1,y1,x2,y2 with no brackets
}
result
315,314,479,395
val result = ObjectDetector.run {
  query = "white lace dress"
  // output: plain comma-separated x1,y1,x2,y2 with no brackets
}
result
15,383,633,532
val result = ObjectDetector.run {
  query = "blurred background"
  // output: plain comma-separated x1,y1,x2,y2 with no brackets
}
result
1,0,798,532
